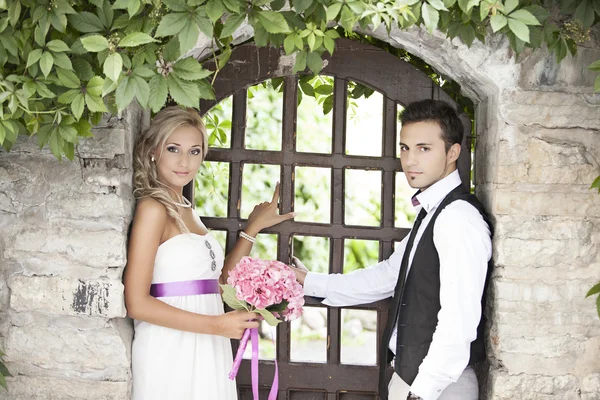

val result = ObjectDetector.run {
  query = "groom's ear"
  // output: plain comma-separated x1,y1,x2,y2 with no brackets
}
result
446,143,461,165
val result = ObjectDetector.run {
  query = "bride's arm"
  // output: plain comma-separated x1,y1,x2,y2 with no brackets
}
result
124,198,257,338
220,183,295,284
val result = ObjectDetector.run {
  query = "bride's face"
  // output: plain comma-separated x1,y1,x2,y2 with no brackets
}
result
153,125,204,190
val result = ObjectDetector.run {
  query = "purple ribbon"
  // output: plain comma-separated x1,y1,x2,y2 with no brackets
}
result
229,327,278,400
150,279,219,298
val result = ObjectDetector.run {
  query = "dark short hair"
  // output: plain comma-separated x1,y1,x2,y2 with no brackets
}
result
399,99,463,151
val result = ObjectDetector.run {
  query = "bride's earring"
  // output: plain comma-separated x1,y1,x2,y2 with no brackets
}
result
151,155,155,162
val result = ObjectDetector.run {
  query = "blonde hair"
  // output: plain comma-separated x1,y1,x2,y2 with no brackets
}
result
133,106,209,233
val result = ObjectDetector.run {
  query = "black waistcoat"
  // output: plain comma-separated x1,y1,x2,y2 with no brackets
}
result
391,185,493,387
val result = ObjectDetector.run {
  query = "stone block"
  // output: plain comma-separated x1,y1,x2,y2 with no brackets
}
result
8,276,125,318
5,312,131,381
501,90,600,129
0,376,129,400
496,125,599,185
78,128,127,159
488,370,583,400
5,226,126,269
493,189,600,217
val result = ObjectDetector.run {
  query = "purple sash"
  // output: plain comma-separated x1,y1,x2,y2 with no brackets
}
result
150,279,219,298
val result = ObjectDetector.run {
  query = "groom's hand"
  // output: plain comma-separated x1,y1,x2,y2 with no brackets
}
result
290,256,308,286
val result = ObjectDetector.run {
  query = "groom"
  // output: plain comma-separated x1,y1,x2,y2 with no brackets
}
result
292,99,492,400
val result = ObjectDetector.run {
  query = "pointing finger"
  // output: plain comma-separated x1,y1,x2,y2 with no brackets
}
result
270,182,280,204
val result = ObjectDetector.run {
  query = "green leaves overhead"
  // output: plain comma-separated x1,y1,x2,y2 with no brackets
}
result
0,0,598,162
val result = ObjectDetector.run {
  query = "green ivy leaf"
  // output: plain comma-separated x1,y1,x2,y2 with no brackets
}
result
507,17,529,43
509,9,540,26
35,82,56,98
115,75,137,111
163,0,187,12
132,75,149,107
523,5,550,25
284,33,296,55
47,39,70,52
220,13,245,38
178,18,200,53
39,51,54,77
71,93,85,119
504,0,518,15
58,88,80,103
206,0,227,23
155,13,187,37
594,75,600,93
421,3,439,33
8,0,21,27
70,6,102,27
148,74,168,112
173,57,213,80
85,92,107,112
167,74,200,107
587,60,600,73
427,0,448,11
490,14,507,32
198,80,215,99
118,32,157,47
293,0,313,14
306,51,322,74
103,52,123,83
257,10,291,34
86,76,104,97
587,282,600,297
57,67,81,89
326,3,342,21
26,48,43,68
293,49,307,73
127,0,142,18
53,52,73,70
340,5,355,32
574,0,595,29
81,35,110,52
457,0,479,14
72,58,95,81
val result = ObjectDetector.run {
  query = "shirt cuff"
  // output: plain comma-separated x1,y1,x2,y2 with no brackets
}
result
410,374,449,400
303,272,329,298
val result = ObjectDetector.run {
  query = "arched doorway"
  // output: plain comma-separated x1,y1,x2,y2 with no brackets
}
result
189,38,473,399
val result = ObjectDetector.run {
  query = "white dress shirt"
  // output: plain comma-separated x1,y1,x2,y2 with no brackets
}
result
304,170,492,400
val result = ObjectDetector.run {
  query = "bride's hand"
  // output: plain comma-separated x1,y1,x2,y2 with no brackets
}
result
246,182,295,235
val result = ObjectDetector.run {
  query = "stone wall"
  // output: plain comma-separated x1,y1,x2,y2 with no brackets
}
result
369,25,600,400
0,105,148,399
0,23,599,399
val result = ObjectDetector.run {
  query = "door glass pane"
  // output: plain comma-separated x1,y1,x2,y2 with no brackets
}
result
204,96,232,149
290,306,327,363
195,161,229,218
240,163,280,219
344,169,381,227
292,235,330,274
346,82,383,157
340,309,377,366
294,166,331,224
343,239,380,274
249,233,278,261
246,81,282,151
297,75,333,154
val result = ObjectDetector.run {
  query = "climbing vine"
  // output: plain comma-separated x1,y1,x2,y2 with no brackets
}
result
0,0,598,159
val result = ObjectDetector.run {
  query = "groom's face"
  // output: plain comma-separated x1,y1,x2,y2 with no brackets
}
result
399,121,455,190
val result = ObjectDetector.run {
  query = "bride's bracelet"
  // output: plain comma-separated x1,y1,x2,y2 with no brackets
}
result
239,231,256,244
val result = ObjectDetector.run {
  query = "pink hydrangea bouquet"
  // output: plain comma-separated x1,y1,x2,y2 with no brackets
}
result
221,256,304,399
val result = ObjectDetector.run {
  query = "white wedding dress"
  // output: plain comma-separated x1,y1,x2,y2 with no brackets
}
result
131,231,237,400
